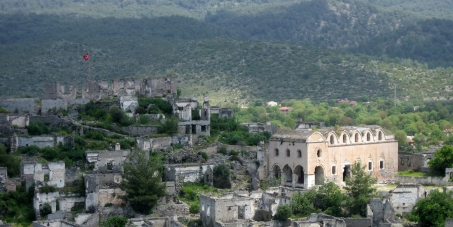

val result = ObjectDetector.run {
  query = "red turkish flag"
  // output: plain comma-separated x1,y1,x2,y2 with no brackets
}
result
83,53,90,61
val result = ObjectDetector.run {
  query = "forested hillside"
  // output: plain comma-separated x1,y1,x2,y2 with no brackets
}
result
0,0,453,103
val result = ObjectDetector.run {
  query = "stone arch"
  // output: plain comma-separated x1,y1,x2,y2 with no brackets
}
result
342,134,347,144
366,132,371,141
314,166,324,185
378,131,383,141
294,165,304,184
330,135,335,145
354,133,359,143
272,165,281,179
283,165,293,183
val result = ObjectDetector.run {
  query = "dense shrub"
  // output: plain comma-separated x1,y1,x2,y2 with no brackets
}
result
275,205,292,221
213,164,231,189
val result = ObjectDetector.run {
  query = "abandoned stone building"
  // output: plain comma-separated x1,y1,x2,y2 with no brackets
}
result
389,184,426,216
85,148,130,172
210,106,234,119
164,164,214,184
176,97,211,136
294,118,325,130
199,188,292,227
22,161,66,189
45,82,78,100
10,134,74,152
268,126,398,189
240,122,279,134
398,151,436,173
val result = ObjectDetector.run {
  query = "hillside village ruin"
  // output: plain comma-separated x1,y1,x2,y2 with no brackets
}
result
1,77,453,227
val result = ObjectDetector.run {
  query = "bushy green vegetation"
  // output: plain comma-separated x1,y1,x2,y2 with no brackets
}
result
0,144,21,177
138,97,173,115
275,205,292,221
407,189,453,227
213,164,231,189
100,216,130,227
284,162,375,218
428,145,453,174
0,182,35,225
121,150,166,214
179,182,219,214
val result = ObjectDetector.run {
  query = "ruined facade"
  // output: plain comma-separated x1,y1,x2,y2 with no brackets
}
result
45,82,78,100
11,135,74,152
268,126,398,189
22,161,66,189
176,97,210,136
164,164,214,183
240,123,279,135
389,184,425,215
85,149,130,172
398,152,435,173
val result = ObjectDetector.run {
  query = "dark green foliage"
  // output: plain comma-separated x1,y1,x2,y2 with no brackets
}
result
314,182,343,216
39,185,56,193
275,205,292,221
218,147,227,155
0,108,9,113
0,145,21,177
28,120,51,135
189,203,200,214
0,182,35,225
290,191,317,216
138,97,173,116
122,150,166,214
407,190,453,227
428,145,453,174
100,216,129,227
40,203,52,217
109,105,134,127
158,117,179,135
18,143,85,167
201,152,208,160
192,109,201,120
213,164,231,189
229,150,239,156
344,162,377,217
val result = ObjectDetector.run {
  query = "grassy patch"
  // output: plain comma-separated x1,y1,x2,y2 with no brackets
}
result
179,182,221,214
397,170,442,177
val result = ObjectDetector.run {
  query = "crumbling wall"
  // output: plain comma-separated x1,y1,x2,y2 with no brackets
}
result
343,218,372,227
12,135,74,152
119,96,138,113
142,77,177,97
0,98,35,114
21,161,65,188
42,99,68,114
34,191,60,216
74,212,99,227
164,164,214,183
85,150,130,172
82,80,111,100
122,125,158,136
390,184,424,215
59,194,85,212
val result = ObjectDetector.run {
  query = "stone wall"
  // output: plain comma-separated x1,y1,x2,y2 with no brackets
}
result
394,175,448,185
122,125,158,136
59,193,85,212
390,184,425,215
12,135,74,152
398,153,435,172
0,98,35,114
30,116,76,129
343,218,372,227
42,99,68,114
219,144,259,153
74,212,99,227
22,161,65,188
164,164,214,183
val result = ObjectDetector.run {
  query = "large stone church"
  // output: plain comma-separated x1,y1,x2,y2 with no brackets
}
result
267,125,398,189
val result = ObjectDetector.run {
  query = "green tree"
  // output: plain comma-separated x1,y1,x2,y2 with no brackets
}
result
428,145,453,174
158,117,179,135
100,216,130,227
344,162,377,217
315,182,343,216
290,190,317,216
28,120,50,135
0,145,21,177
275,204,292,221
213,164,231,189
121,150,166,214
407,190,453,227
